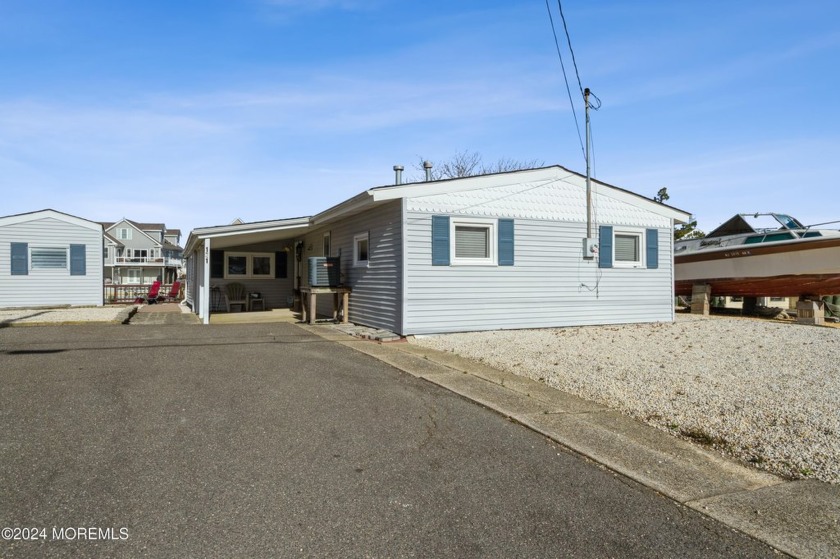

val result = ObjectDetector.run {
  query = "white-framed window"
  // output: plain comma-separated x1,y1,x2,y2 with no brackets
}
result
252,255,272,277
126,268,142,284
353,232,369,267
31,247,68,270
451,218,496,266
323,232,331,256
118,228,132,240
227,254,247,277
613,229,644,268
133,249,148,259
224,252,274,279
103,247,109,259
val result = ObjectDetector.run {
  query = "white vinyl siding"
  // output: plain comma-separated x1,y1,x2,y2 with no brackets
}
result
302,201,402,332
403,212,673,334
0,214,103,308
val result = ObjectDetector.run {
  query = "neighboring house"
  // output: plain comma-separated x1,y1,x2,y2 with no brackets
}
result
0,209,103,308
101,219,183,285
184,165,690,332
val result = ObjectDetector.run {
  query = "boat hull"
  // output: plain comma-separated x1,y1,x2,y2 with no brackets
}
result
674,237,840,297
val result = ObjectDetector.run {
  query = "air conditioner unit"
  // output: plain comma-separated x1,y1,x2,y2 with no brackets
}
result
308,256,340,287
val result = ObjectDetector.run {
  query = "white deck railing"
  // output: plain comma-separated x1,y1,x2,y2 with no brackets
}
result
114,257,183,266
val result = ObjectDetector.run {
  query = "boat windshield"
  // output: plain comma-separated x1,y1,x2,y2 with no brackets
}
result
774,214,804,230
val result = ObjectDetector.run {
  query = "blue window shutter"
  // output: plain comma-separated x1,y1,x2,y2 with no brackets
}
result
598,226,613,268
275,251,288,278
431,215,450,266
11,242,28,275
646,229,659,269
70,244,86,276
498,219,514,266
210,250,224,278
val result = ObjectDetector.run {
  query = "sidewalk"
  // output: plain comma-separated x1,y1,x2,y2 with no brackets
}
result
129,303,200,325
307,324,840,559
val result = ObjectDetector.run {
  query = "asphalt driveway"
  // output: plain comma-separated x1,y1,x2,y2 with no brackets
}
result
0,323,777,557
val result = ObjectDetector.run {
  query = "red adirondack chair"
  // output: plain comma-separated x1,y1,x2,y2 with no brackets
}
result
160,281,182,303
135,281,161,304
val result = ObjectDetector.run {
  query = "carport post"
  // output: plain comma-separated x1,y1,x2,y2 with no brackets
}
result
202,238,211,324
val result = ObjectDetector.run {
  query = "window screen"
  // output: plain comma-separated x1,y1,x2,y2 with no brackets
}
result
31,247,67,269
614,234,640,262
227,256,247,275
455,226,489,259
252,256,271,276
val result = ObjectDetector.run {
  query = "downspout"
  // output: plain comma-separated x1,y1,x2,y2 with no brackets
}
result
400,197,408,336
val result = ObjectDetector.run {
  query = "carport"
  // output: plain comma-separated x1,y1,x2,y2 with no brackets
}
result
183,217,310,325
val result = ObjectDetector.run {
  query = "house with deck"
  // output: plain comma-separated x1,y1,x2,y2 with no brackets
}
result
101,219,183,286
184,165,690,333
0,209,103,308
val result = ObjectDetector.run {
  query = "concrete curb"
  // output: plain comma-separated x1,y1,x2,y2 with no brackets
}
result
306,325,839,559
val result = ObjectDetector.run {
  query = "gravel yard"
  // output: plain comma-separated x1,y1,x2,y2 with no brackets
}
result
0,306,132,325
414,314,840,484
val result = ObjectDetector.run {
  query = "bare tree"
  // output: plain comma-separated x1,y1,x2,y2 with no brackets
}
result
412,150,543,181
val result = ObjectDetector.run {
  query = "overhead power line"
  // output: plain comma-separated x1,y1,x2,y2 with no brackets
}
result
545,0,585,162
556,0,584,98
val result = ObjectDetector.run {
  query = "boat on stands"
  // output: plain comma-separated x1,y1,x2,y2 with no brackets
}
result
674,213,840,297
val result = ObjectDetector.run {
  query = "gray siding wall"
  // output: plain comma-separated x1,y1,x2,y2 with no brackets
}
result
404,212,673,334
108,222,160,252
0,217,103,308
209,239,295,311
185,250,198,308
303,200,402,332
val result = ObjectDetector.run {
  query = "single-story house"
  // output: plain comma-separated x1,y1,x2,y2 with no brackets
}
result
0,209,104,309
184,165,690,333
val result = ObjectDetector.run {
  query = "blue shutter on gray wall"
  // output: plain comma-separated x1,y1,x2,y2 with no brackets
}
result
598,226,613,268
431,215,450,266
210,250,224,278
646,229,658,269
275,251,288,278
11,242,28,275
70,244,86,276
498,219,514,266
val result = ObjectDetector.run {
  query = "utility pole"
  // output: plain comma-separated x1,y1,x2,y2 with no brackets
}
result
585,87,592,239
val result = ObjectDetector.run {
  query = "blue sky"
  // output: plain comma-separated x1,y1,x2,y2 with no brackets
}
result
2,0,839,238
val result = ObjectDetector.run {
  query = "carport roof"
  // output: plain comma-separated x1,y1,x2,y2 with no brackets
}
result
185,216,311,252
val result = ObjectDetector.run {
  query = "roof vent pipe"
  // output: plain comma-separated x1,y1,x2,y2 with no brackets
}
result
393,165,404,185
423,160,433,181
